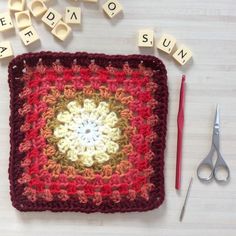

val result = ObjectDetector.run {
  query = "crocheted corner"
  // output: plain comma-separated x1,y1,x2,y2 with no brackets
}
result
8,52,168,213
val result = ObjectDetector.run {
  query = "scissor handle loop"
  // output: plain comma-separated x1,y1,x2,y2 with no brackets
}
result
197,160,214,182
197,148,214,182
213,150,230,183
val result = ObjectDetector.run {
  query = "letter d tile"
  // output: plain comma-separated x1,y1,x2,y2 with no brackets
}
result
42,8,62,28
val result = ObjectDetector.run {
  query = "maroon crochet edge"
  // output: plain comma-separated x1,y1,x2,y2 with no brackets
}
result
8,51,168,213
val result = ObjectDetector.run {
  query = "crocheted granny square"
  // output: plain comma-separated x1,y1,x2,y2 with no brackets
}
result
8,52,168,212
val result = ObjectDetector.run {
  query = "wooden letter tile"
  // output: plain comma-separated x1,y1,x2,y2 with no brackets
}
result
51,21,72,41
28,0,47,18
138,30,154,47
0,12,14,32
64,7,81,24
15,10,32,29
0,41,14,59
42,8,62,28
83,0,98,2
8,0,25,12
19,25,40,45
103,0,123,18
157,34,176,54
173,45,193,65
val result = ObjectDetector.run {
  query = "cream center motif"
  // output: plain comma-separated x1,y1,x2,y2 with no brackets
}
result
53,99,120,167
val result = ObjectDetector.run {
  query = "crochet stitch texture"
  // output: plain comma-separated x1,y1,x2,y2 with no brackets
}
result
8,52,168,212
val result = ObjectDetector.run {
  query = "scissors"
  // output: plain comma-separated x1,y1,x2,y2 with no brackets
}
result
197,105,230,183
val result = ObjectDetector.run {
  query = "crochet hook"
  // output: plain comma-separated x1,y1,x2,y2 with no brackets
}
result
175,75,186,190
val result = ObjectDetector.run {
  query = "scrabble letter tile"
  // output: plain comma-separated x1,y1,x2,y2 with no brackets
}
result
19,26,40,45
28,0,47,18
0,41,13,59
83,0,98,3
8,0,25,11
103,0,123,18
64,7,81,24
173,45,192,65
51,21,72,41
138,30,154,47
15,10,32,29
42,8,62,28
157,34,176,54
0,12,14,32
83,0,98,2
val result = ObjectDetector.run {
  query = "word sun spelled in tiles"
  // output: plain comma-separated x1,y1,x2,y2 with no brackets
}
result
138,30,193,66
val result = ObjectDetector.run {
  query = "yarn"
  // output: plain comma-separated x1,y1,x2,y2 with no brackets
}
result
8,52,168,213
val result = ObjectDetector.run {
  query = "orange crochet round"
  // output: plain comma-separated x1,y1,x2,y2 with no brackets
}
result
8,52,168,212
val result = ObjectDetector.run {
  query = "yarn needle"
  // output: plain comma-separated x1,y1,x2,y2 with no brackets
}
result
179,177,193,222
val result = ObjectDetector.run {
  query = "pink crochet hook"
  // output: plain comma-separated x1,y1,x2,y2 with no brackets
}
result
175,75,186,190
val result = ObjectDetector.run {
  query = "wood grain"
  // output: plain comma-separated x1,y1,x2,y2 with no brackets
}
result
0,0,236,235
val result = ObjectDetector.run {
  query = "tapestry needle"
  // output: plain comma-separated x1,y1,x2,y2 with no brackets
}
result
179,177,193,222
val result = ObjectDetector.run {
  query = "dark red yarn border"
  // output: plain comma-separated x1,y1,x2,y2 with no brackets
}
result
8,51,168,213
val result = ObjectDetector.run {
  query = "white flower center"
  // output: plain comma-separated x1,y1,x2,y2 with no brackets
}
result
76,119,102,147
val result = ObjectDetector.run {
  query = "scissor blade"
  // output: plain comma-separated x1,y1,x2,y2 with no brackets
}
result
213,104,220,149
214,104,220,130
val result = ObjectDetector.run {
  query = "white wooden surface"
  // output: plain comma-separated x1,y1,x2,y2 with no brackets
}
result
1,0,236,235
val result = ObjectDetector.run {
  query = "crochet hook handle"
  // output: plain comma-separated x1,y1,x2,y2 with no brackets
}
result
175,75,186,190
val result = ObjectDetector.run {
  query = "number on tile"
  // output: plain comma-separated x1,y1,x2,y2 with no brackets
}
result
173,45,193,65
103,0,123,18
0,12,14,32
138,30,154,47
0,41,14,59
42,8,62,28
157,34,176,54
64,7,81,24
19,26,40,45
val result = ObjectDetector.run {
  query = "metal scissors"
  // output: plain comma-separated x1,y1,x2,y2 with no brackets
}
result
197,105,230,183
